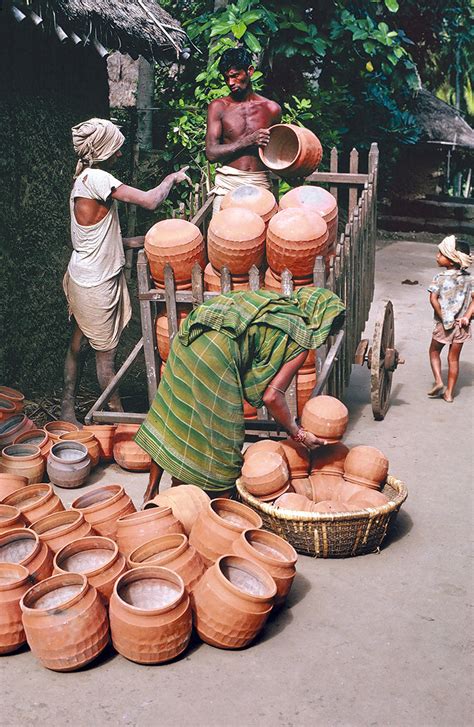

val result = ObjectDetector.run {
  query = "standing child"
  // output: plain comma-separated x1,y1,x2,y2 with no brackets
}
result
427,235,473,402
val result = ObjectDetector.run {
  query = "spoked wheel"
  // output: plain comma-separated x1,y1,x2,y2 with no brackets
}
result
367,300,401,420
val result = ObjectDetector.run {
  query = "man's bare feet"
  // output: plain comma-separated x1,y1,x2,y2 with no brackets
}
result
427,383,444,398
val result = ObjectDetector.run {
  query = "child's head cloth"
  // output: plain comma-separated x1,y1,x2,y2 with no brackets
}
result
438,235,472,270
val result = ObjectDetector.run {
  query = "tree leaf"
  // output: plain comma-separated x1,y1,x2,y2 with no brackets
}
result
244,31,262,53
231,21,247,39
384,0,399,12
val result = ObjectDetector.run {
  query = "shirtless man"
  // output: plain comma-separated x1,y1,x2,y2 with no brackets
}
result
205,47,281,213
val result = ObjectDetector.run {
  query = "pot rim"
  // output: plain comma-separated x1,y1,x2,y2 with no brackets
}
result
13,429,49,448
259,123,302,170
117,506,172,527
209,498,262,532
0,415,29,439
54,535,119,577
20,572,88,614
0,397,16,413
59,431,95,444
83,424,118,433
3,484,54,512
30,509,83,537
0,387,25,403
72,484,124,512
0,503,23,521
0,561,31,591
44,420,79,435
49,440,89,464
343,474,384,489
127,533,188,568
240,528,297,566
215,554,276,602
112,565,185,615
0,527,41,566
1,444,42,461
0,473,28,483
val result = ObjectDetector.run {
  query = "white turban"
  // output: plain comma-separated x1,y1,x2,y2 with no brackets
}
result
71,118,125,178
438,235,472,270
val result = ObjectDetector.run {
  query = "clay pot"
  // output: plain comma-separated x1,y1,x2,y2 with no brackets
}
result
127,533,206,594
311,500,350,513
29,510,93,553
243,399,258,419
192,554,276,649
263,267,309,293
346,489,389,510
0,473,28,500
279,186,338,248
0,414,35,448
155,305,190,362
232,529,297,606
301,395,349,443
144,484,210,536
0,444,45,485
208,208,265,278
145,218,205,287
53,536,127,602
0,528,53,581
273,493,314,511
336,481,366,503
47,441,91,489
259,124,323,178
243,439,286,461
309,473,346,503
20,572,109,671
343,446,389,490
204,262,253,292
221,184,278,224
0,504,26,534
290,478,312,499
189,499,263,566
116,507,184,557
109,566,192,664
279,439,310,478
14,429,52,462
59,431,100,469
82,424,117,462
0,387,25,415
2,484,64,525
297,367,316,417
0,396,16,421
72,484,136,539
310,442,349,476
241,452,289,497
43,420,79,443
113,424,151,472
0,562,31,654
267,208,328,282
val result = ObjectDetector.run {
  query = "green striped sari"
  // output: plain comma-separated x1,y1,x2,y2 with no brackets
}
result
135,288,345,493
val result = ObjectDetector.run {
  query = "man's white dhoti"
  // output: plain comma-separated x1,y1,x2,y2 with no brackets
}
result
211,165,272,215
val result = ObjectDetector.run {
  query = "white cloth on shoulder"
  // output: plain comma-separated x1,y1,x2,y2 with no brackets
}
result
210,165,272,215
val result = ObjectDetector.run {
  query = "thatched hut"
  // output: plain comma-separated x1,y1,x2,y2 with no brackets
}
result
0,0,187,393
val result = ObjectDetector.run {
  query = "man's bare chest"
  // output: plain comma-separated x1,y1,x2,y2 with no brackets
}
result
221,103,270,139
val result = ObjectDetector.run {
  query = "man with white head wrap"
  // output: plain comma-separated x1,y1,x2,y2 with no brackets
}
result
62,118,191,425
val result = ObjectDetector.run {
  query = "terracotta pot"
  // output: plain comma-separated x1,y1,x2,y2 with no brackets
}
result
279,186,338,248
109,566,192,664
266,208,328,282
273,492,314,511
189,499,263,566
155,305,190,362
279,439,310,478
243,439,286,461
297,366,316,418
82,424,117,462
127,533,206,594
290,477,312,499
232,529,297,606
301,395,349,443
0,444,45,485
29,509,93,553
0,527,53,582
310,442,349,476
0,387,25,415
43,420,79,443
53,535,126,603
208,208,265,277
144,484,210,536
14,429,52,462
259,124,323,178
0,504,26,534
0,414,35,448
59,431,100,468
241,452,289,497
47,441,91,489
343,446,389,490
336,480,366,503
311,500,350,513
116,507,184,557
243,399,258,419
2,484,64,525
144,218,205,287
0,562,31,654
0,473,28,500
263,267,309,293
112,424,151,472
221,184,278,224
346,489,389,510
20,572,109,671
192,554,276,649
309,473,346,503
0,396,16,421
72,484,136,539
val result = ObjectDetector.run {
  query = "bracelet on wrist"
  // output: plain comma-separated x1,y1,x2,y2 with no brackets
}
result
291,427,307,444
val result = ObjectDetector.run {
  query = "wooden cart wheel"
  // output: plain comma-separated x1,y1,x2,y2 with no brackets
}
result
369,300,395,421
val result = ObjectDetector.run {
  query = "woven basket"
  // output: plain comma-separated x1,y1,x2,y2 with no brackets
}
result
236,475,408,558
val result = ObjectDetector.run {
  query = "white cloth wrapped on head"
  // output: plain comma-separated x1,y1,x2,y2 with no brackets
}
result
71,118,125,178
438,235,472,270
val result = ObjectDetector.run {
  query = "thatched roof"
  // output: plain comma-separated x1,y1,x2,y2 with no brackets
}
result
10,0,188,61
409,88,474,150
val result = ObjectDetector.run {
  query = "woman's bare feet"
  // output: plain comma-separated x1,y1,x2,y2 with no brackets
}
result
427,383,444,397
443,391,454,403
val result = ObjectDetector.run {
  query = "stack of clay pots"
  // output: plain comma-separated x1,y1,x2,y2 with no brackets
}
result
296,349,317,418
221,185,278,226
155,304,191,363
144,218,205,290
241,445,290,502
279,186,338,256
207,207,266,289
266,208,328,285
259,124,323,178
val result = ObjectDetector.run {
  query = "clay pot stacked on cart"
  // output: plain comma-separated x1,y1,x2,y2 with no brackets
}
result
241,451,290,502
0,562,31,654
29,510,94,553
47,441,91,489
207,207,266,287
0,473,28,500
0,528,53,582
266,208,329,285
2,484,64,524
204,262,257,292
221,184,278,225
0,414,35,449
59,430,100,469
144,484,210,536
14,429,52,462
145,219,205,290
0,444,45,485
259,124,323,178
154,305,190,363
0,504,26,534
279,186,338,254
116,507,184,558
72,484,136,539
82,424,117,463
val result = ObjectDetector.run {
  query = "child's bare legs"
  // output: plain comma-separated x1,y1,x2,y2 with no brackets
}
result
428,338,445,396
444,342,463,402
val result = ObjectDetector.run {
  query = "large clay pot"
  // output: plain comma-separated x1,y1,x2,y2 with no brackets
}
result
127,533,206,594
43,420,79,443
0,414,35,449
0,504,26,534
221,184,278,224
47,441,91,489
113,424,151,472
301,395,349,443
0,473,28,500
20,572,109,671
309,473,346,503
297,367,316,418
116,507,184,557
0,444,45,485
0,387,25,415
243,439,287,461
190,499,263,566
59,431,100,469
0,527,53,582
53,535,127,603
273,492,314,511
204,263,252,292
82,424,117,462
109,566,192,664
29,510,93,553
279,186,338,248
192,554,276,649
14,429,52,462
310,442,349,476
263,267,309,293
155,306,190,362
311,500,350,513
0,396,16,421
279,439,310,478
343,445,389,490
208,207,265,278
266,208,328,282
232,529,297,606
144,484,210,536
241,452,289,498
259,124,323,178
290,477,312,499
0,562,30,654
346,489,389,510
72,484,136,539
144,218,205,287
2,484,64,525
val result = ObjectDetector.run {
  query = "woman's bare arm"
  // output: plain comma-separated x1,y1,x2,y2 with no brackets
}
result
112,167,191,211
